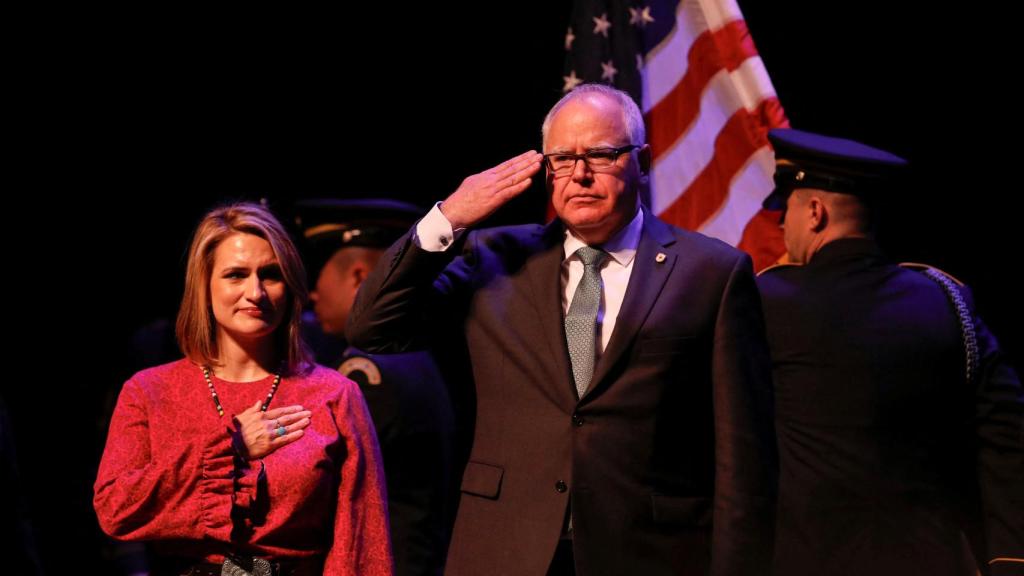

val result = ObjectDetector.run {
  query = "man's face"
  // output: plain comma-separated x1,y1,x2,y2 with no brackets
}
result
546,94,645,243
309,251,358,336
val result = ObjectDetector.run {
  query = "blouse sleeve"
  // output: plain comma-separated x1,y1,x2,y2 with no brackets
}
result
323,379,394,576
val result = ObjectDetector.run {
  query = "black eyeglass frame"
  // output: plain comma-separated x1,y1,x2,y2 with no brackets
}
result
542,144,642,174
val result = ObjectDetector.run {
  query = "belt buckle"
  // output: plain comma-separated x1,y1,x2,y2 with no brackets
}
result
221,554,275,576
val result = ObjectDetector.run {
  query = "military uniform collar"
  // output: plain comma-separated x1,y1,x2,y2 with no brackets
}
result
808,237,886,267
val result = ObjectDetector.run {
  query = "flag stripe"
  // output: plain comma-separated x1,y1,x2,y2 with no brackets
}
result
647,20,761,162
694,0,744,30
651,68,743,214
698,146,776,246
640,1,708,113
564,0,789,270
649,61,780,214
657,98,777,231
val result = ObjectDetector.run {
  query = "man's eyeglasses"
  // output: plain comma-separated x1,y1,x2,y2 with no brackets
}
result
543,145,641,176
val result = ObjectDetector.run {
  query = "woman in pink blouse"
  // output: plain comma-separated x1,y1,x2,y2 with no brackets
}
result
95,202,393,576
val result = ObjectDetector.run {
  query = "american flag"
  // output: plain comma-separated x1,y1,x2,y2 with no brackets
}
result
562,0,789,271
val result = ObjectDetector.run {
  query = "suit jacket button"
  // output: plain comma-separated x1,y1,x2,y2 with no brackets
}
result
572,413,584,427
555,480,567,493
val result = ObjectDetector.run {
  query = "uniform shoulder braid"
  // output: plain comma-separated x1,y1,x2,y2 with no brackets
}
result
899,262,978,385
898,262,965,286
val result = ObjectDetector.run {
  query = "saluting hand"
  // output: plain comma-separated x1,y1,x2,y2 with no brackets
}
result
440,150,544,230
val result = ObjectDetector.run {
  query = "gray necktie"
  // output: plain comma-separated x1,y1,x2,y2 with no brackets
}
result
565,246,608,398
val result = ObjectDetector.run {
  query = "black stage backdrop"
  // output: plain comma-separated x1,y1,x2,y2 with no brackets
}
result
10,3,1018,573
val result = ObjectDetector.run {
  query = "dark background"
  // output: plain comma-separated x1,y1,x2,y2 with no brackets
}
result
8,2,1019,573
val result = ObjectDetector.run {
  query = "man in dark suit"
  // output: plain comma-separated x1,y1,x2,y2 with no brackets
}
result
757,128,1024,575
296,199,457,576
346,84,776,576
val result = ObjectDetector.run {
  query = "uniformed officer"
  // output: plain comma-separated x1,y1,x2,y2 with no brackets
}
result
296,198,457,576
757,128,1023,576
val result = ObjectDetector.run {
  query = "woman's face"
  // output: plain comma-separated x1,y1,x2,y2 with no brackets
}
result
209,233,288,346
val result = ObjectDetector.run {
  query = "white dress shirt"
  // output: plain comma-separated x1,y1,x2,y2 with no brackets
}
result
560,207,642,355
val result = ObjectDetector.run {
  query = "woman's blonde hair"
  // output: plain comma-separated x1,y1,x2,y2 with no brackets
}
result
176,202,313,375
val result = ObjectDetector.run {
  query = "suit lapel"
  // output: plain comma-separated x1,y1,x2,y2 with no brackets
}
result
524,221,576,406
586,212,677,398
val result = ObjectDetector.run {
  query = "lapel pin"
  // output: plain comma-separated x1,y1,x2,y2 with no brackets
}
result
655,252,667,263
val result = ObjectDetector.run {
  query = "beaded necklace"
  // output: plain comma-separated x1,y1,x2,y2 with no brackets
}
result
202,366,281,417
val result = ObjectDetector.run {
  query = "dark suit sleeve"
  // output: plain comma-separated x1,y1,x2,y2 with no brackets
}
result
969,288,1024,575
346,227,474,353
709,253,777,576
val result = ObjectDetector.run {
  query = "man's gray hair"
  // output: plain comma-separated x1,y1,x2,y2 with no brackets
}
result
541,83,646,149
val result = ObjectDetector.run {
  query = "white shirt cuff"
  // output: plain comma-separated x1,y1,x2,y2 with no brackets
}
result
414,202,462,252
